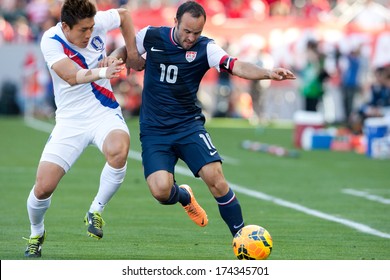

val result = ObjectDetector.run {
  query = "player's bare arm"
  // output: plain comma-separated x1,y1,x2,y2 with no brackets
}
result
117,8,144,71
98,56,123,67
232,60,296,81
52,56,124,86
107,45,127,62
107,45,145,73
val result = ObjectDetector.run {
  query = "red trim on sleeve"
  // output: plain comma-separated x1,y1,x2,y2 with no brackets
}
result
219,55,237,74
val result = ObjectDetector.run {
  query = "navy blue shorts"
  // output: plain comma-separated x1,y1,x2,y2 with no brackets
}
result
141,128,222,179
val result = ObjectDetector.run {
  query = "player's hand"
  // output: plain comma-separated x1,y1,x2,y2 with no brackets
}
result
126,52,145,72
105,58,125,79
98,56,123,68
126,51,145,72
270,68,296,80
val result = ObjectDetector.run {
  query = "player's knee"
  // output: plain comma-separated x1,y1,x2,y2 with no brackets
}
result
146,171,173,202
34,182,55,199
105,143,129,168
104,133,129,168
150,187,171,202
148,180,172,202
106,152,127,168
208,180,229,197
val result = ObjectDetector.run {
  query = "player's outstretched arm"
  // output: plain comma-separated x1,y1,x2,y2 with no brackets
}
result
51,57,124,86
232,60,296,81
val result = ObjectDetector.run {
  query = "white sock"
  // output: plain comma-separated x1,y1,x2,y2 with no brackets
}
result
27,186,51,238
89,162,127,213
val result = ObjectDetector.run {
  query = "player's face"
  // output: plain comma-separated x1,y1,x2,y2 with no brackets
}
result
62,17,95,48
174,12,205,50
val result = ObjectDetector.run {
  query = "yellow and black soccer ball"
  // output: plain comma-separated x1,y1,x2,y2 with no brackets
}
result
232,225,273,260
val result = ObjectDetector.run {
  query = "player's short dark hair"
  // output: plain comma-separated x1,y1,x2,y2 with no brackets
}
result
176,1,206,24
61,0,96,29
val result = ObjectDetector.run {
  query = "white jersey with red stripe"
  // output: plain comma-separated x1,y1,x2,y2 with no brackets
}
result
40,9,121,121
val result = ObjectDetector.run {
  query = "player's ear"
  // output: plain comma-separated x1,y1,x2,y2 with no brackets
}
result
61,22,70,32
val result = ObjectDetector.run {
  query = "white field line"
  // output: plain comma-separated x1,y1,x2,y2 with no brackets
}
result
342,188,390,205
221,155,240,165
26,118,390,239
24,116,53,133
229,184,390,239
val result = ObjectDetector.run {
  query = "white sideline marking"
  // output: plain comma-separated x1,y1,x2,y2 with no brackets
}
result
26,118,390,239
342,188,390,205
24,116,53,133
221,155,240,165
229,184,390,239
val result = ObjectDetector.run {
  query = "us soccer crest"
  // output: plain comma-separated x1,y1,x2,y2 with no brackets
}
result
185,51,197,62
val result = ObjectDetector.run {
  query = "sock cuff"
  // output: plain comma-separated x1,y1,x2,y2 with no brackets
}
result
30,185,52,202
160,184,180,205
103,162,127,184
105,161,127,173
216,188,236,206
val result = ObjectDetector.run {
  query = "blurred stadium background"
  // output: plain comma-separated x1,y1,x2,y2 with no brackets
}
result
1,0,389,124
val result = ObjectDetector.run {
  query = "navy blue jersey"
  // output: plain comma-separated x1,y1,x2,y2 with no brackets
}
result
137,26,225,135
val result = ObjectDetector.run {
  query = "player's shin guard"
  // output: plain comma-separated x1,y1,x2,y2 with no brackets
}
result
89,162,126,213
215,188,244,236
27,186,51,238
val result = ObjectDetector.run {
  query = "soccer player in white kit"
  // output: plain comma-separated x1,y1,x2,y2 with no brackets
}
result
23,0,144,257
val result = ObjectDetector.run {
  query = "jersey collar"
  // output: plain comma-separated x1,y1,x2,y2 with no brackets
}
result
170,27,182,49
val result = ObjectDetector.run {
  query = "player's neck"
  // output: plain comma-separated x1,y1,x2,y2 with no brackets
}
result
171,27,180,46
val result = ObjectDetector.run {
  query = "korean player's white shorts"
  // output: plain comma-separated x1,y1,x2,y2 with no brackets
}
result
40,112,129,173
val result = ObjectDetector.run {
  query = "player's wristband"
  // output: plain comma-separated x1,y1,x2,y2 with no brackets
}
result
98,67,108,79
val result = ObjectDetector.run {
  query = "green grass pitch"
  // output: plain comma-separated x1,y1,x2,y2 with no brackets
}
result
0,117,389,260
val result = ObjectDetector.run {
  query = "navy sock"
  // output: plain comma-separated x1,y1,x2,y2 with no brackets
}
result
160,184,190,206
216,188,244,236
160,184,180,205
178,184,191,206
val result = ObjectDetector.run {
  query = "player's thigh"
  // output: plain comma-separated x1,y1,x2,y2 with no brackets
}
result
40,122,89,173
93,113,130,154
141,135,178,179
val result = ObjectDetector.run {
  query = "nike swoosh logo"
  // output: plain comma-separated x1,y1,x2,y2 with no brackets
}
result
210,150,217,156
151,47,164,52
233,221,244,229
69,53,78,58
225,57,231,68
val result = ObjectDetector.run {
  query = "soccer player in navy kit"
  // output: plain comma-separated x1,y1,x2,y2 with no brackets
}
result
111,0,295,237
